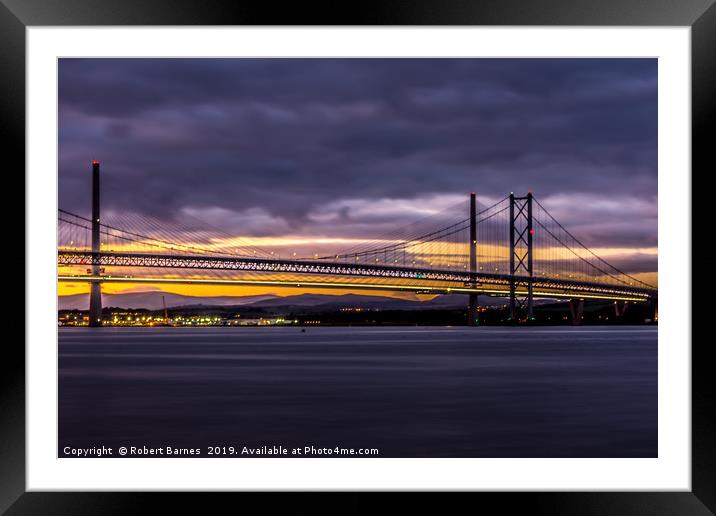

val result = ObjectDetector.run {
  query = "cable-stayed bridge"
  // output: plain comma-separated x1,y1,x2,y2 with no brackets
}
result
58,162,657,326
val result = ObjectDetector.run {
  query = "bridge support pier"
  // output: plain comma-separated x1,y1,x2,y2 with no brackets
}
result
468,293,479,326
569,298,584,326
89,281,102,326
648,297,658,323
614,301,628,318
88,160,102,327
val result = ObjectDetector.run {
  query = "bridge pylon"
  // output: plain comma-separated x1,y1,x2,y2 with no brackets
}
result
88,160,103,327
509,192,534,323
468,192,479,326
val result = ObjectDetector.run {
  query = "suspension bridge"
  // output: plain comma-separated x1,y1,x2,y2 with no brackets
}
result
58,162,657,326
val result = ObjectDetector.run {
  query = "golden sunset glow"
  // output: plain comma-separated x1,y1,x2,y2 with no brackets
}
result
57,280,436,301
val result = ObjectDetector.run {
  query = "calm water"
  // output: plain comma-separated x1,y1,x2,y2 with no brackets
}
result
59,326,657,457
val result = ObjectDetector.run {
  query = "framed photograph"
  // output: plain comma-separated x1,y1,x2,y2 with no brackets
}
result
5,0,713,513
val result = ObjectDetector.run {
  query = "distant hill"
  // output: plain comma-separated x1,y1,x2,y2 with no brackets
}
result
59,290,513,311
242,293,509,311
58,291,278,311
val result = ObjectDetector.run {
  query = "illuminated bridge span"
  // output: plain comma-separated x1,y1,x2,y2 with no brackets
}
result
58,162,657,326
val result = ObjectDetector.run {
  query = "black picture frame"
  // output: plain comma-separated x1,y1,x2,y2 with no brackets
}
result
3,1,713,513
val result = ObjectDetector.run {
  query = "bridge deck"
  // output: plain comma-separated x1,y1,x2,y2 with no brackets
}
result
58,250,655,302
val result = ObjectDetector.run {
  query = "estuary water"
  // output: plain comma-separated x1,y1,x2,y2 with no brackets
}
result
58,326,657,458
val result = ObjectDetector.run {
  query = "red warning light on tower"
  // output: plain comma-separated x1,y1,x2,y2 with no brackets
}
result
92,160,100,166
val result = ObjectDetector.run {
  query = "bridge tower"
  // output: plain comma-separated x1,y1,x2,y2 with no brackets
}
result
88,160,102,327
467,192,479,326
509,192,534,322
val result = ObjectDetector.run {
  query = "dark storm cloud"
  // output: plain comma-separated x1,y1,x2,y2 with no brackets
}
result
58,58,657,250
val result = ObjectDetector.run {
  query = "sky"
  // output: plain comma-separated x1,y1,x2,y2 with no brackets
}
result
58,58,657,299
